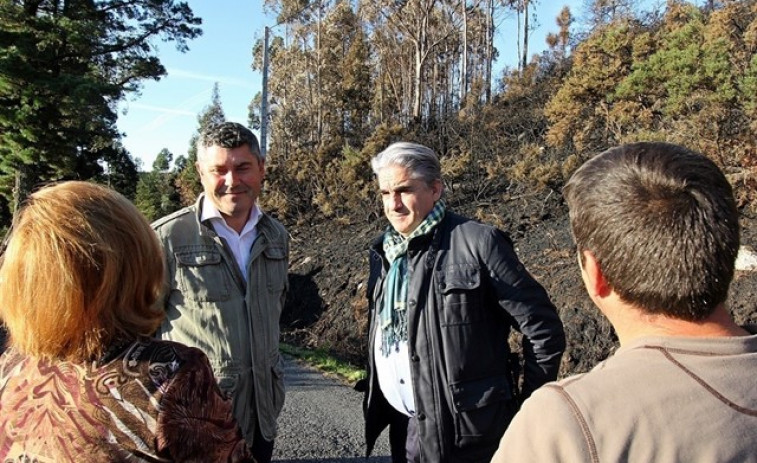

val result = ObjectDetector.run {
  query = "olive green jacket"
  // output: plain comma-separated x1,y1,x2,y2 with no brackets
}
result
152,194,289,444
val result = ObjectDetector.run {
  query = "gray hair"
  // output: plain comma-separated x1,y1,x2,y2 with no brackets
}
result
371,142,442,185
197,122,263,162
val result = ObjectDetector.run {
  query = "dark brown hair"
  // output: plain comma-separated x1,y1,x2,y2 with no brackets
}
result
563,142,739,321
198,122,262,160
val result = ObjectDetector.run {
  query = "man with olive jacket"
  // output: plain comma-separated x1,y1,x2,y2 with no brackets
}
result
361,142,566,462
153,122,288,463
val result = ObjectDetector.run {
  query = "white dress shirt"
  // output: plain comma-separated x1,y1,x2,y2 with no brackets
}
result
374,325,416,417
200,199,261,281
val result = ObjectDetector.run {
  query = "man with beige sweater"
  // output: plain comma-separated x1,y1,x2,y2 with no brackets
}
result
492,142,757,463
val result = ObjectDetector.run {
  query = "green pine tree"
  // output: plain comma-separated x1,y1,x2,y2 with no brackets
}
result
176,83,226,206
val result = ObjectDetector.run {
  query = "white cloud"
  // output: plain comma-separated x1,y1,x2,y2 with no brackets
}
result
166,68,256,90
122,87,213,132
128,103,196,116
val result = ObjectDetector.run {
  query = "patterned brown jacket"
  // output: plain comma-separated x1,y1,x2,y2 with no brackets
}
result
0,337,254,462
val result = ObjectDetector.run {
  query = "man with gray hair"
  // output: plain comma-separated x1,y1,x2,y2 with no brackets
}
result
361,141,566,462
153,122,288,463
492,142,757,462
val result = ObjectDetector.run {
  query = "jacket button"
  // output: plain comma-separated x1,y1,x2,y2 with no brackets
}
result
417,412,426,421
411,354,419,362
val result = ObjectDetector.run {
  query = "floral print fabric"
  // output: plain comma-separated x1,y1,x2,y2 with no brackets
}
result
0,337,253,462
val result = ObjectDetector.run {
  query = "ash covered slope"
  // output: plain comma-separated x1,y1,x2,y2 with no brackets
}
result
282,193,757,378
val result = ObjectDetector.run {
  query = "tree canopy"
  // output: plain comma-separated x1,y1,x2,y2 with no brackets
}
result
174,82,226,206
255,0,757,222
0,0,201,218
1,0,756,228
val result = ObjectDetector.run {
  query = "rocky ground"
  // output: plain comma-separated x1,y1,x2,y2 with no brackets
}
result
282,187,757,379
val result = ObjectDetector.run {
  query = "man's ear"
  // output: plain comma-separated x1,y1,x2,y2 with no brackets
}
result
432,179,444,201
580,250,611,299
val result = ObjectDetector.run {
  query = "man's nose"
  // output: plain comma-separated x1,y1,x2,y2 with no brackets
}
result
388,193,402,210
223,170,238,186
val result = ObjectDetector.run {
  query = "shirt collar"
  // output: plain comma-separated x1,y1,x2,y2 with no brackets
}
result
200,195,262,236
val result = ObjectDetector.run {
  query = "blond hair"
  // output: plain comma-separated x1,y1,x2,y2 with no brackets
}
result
0,181,165,361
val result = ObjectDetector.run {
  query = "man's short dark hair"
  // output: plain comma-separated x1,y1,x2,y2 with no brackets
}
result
198,122,262,161
563,142,739,321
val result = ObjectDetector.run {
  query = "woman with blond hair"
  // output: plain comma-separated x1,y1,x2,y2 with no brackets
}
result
0,181,254,462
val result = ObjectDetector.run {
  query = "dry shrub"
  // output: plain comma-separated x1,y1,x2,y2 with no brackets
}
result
729,166,757,211
474,209,507,230
560,153,582,180
508,143,564,190
441,149,472,185
308,125,405,222
260,184,292,220
351,284,370,339
312,189,334,217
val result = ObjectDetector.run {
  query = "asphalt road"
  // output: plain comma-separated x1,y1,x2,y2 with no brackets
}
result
273,355,392,463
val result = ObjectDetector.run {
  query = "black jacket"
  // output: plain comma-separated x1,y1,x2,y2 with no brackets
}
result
363,211,566,462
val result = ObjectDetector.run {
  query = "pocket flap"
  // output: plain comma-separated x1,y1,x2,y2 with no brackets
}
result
208,359,242,396
264,246,286,260
449,375,511,412
208,358,242,375
175,248,222,266
440,266,481,293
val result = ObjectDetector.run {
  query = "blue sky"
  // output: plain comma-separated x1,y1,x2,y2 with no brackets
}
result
116,1,586,171
117,1,267,170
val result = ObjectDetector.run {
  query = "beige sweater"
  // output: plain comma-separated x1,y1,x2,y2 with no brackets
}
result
491,328,757,463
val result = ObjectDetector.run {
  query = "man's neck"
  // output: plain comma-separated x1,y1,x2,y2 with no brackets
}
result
223,213,251,234
604,298,750,345
200,195,257,235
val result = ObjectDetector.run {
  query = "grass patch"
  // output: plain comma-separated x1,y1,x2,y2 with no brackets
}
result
280,342,366,384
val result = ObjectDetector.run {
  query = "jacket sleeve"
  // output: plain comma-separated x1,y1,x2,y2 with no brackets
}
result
490,385,592,463
483,228,566,399
151,226,173,318
280,232,290,315
156,348,254,463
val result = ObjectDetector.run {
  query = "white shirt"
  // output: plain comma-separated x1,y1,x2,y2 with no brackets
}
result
201,199,261,280
374,324,416,417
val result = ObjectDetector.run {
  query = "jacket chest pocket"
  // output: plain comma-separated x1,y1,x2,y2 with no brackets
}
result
175,246,231,302
438,265,489,326
261,245,287,293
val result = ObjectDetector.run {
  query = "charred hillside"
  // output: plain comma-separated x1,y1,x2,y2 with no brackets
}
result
280,186,757,379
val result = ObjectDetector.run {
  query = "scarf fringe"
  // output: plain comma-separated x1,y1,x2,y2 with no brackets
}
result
379,200,445,357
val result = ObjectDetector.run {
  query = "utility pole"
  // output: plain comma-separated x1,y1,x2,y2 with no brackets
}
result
260,2,313,156
260,25,271,159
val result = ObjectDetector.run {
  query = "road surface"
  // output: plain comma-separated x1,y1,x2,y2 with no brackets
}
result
273,355,392,463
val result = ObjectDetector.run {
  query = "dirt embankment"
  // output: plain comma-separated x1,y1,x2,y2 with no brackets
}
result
282,190,757,378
